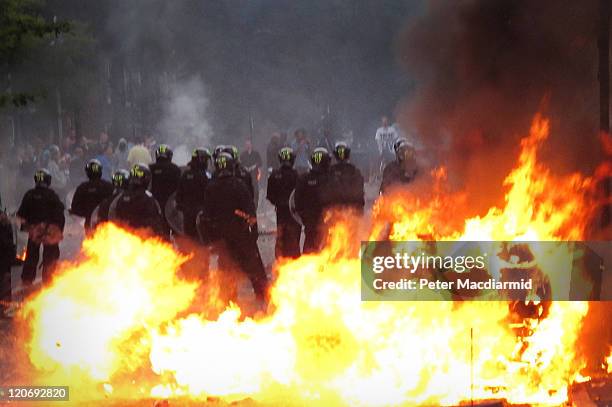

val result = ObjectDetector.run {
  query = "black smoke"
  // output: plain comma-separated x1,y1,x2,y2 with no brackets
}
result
397,0,604,209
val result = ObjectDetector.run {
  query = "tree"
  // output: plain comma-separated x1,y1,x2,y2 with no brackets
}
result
0,0,70,107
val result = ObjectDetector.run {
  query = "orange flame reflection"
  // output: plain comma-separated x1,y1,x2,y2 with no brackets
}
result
16,246,27,261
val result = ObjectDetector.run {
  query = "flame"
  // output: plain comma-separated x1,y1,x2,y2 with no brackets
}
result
11,113,611,405
606,347,612,374
373,114,598,242
20,224,197,399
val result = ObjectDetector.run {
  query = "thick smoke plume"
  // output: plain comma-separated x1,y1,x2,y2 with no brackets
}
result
398,0,603,212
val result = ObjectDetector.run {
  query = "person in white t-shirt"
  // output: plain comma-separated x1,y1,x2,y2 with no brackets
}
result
375,115,399,175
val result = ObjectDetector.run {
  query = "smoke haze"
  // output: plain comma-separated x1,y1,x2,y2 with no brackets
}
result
0,0,417,206
157,76,213,165
95,0,417,147
1,1,608,206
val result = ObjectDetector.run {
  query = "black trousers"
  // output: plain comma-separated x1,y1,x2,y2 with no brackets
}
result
302,222,321,254
22,239,60,285
221,236,269,303
182,209,200,240
275,217,301,259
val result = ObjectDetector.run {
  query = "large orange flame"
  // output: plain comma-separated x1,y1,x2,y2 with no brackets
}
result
11,113,610,405
372,113,599,242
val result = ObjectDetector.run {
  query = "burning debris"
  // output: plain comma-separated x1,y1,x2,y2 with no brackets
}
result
0,113,607,406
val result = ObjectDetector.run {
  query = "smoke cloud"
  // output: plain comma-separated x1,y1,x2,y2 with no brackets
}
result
397,0,603,211
156,76,213,166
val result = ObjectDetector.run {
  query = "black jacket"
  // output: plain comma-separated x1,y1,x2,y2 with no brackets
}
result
111,188,166,236
95,190,122,225
294,169,332,225
176,165,209,213
235,164,255,198
201,175,255,241
17,186,65,229
330,162,365,209
149,160,181,211
267,166,298,221
71,178,114,226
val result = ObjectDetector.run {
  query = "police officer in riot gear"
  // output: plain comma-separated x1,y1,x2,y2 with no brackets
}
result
212,145,225,162
380,139,418,194
16,169,65,286
93,169,130,227
200,152,268,304
149,144,181,220
267,147,301,258
110,164,167,238
294,147,333,253
222,145,255,199
176,148,211,240
330,142,365,212
70,159,114,233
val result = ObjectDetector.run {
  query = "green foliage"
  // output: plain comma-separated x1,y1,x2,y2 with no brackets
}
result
0,89,45,107
0,0,71,107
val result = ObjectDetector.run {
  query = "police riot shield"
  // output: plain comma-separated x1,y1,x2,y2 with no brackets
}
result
164,191,184,235
107,192,124,222
88,204,102,230
195,209,206,243
8,213,27,264
288,189,303,226
65,188,76,210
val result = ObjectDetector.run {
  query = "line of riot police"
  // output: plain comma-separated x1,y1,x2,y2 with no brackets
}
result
10,138,417,310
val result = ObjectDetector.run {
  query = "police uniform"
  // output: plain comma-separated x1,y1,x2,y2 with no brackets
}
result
149,160,181,218
110,188,167,238
176,164,209,240
95,190,121,226
330,161,365,211
17,185,65,285
235,164,255,199
71,178,113,231
267,165,301,258
294,169,331,253
200,173,268,303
